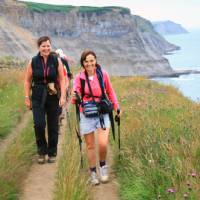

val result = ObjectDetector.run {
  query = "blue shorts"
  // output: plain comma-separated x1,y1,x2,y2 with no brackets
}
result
80,113,110,135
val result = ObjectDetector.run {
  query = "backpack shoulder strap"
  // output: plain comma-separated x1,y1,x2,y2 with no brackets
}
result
96,67,106,98
80,77,85,98
61,57,70,73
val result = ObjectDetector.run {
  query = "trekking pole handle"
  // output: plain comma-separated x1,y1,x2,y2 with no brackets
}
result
75,91,81,104
115,108,120,124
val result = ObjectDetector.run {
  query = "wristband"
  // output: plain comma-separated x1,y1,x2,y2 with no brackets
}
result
25,96,29,99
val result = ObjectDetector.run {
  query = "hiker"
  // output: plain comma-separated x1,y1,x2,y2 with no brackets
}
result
55,49,73,124
72,50,120,185
24,36,66,164
55,48,73,80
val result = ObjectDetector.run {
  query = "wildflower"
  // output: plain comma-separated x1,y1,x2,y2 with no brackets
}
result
191,172,197,177
188,171,197,177
183,192,189,198
166,188,176,193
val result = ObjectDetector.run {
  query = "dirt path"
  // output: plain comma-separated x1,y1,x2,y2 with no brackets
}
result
16,111,120,200
0,111,31,154
20,119,66,200
91,137,120,200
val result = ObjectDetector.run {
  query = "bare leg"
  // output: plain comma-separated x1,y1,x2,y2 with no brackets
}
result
97,128,109,162
84,132,96,168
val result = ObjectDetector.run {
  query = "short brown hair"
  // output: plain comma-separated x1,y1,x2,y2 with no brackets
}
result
37,36,51,47
80,50,97,67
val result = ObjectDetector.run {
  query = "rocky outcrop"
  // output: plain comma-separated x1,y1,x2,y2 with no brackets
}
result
0,1,179,76
152,20,188,35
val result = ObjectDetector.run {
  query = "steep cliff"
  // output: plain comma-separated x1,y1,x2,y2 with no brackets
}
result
0,1,179,76
153,20,188,35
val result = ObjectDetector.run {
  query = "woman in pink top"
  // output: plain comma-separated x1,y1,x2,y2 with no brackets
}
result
72,50,120,185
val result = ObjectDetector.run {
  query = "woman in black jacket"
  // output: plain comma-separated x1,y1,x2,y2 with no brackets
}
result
24,36,66,164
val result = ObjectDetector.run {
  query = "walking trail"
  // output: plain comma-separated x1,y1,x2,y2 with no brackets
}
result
90,136,120,200
20,119,66,200
18,113,120,200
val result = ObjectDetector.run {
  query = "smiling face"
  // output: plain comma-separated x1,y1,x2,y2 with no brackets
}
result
83,54,97,75
39,40,51,58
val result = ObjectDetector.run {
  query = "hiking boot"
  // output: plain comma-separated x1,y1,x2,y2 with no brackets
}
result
99,165,109,183
90,171,100,186
48,156,56,163
38,155,45,164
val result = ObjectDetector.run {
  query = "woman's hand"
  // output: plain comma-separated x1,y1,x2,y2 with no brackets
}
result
25,97,32,110
115,108,121,117
72,91,82,104
72,91,77,99
59,96,65,107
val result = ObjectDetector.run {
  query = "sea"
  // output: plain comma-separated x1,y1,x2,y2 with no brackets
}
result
153,29,200,102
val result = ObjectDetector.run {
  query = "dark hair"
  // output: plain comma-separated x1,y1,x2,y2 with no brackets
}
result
80,50,98,67
37,36,51,47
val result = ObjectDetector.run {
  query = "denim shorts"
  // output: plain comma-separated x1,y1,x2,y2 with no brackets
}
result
80,113,110,135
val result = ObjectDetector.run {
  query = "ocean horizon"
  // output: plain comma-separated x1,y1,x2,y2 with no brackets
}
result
154,29,200,102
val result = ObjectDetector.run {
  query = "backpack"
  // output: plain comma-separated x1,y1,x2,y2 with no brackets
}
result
79,67,115,138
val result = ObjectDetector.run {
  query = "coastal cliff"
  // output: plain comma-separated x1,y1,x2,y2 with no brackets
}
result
0,1,179,76
152,20,188,35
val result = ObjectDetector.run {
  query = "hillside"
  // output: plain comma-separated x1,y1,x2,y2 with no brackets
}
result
1,68,200,199
0,0,179,76
153,20,188,35
113,77,200,199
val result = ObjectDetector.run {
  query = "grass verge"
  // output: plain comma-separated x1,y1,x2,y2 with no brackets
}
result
0,118,35,200
0,69,26,138
54,106,90,200
112,77,200,200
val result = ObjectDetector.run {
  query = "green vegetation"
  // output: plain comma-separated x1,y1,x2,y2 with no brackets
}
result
112,77,200,200
54,106,89,200
78,6,130,15
0,56,25,69
23,2,74,13
0,119,35,200
21,1,130,15
0,69,26,138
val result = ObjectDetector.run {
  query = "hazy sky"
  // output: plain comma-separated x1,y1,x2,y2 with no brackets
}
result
19,0,200,28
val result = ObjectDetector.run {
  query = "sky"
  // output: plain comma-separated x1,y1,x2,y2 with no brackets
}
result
19,0,200,29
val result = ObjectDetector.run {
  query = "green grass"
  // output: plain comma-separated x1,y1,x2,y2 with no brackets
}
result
54,106,90,200
23,2,74,13
111,77,200,200
0,70,26,138
0,119,35,200
21,1,130,15
78,6,130,15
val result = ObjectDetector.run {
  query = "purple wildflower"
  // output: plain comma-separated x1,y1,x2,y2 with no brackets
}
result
166,188,176,193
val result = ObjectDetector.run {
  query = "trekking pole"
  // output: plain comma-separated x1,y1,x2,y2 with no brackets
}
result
66,88,72,134
66,111,72,134
115,108,121,158
109,112,115,141
75,92,83,167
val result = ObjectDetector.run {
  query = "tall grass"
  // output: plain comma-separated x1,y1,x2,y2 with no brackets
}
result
112,77,200,200
0,69,26,138
0,119,35,200
54,106,90,200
